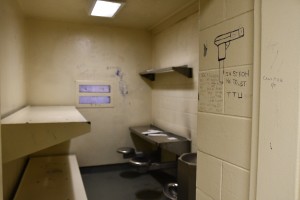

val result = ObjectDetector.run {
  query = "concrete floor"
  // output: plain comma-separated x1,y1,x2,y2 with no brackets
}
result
80,163,176,200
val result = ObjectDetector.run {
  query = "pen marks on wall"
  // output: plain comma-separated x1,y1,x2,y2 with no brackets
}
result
267,42,283,70
224,67,252,117
262,42,284,90
262,75,283,89
115,69,129,97
203,43,208,57
199,71,224,113
224,69,250,99
199,67,253,117
214,27,245,84
106,66,129,97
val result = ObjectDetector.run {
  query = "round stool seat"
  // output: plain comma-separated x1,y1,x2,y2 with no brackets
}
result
129,156,151,167
117,147,135,155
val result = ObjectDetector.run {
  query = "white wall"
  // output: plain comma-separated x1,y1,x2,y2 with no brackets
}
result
0,4,199,199
25,19,152,166
256,0,300,199
0,0,28,199
197,0,254,199
0,0,26,117
151,13,199,151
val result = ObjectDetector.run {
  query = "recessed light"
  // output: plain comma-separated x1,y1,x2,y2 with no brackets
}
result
91,0,124,18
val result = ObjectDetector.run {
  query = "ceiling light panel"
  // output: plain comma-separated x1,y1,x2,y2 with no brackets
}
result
91,0,123,18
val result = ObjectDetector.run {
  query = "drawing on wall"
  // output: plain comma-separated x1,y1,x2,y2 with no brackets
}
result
115,69,129,97
203,43,208,57
214,27,244,83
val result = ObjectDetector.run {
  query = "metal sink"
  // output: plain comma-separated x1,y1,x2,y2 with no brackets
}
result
178,152,197,200
178,152,197,165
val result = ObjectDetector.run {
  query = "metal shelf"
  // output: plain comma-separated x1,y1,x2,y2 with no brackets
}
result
139,65,193,81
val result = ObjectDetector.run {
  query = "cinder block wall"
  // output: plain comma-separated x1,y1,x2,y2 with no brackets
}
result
197,0,254,199
151,13,199,151
0,0,28,199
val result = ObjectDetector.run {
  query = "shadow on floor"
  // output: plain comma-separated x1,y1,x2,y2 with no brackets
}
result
80,163,176,200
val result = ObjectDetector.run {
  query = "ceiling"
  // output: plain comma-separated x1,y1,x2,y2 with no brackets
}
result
17,0,197,30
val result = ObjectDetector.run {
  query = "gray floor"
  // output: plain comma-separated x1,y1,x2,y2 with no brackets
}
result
80,164,176,200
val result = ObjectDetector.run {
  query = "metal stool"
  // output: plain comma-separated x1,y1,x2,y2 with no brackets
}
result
129,156,151,173
117,147,135,159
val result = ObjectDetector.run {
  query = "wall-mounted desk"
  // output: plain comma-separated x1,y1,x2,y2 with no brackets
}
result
129,125,190,156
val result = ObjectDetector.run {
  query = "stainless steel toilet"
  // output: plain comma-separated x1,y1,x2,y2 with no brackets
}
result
163,183,178,200
164,152,197,200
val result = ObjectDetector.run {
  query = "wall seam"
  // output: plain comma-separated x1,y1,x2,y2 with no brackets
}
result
249,0,261,199
220,162,224,200
199,64,253,72
198,111,252,120
198,150,250,172
200,9,254,32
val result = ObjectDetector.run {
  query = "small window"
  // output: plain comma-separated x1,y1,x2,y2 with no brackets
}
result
79,96,111,104
76,81,114,108
79,85,111,93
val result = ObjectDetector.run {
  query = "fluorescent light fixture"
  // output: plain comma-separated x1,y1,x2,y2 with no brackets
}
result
91,0,123,18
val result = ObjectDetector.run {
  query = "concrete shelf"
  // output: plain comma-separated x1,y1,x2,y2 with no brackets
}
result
1,106,91,163
14,155,87,200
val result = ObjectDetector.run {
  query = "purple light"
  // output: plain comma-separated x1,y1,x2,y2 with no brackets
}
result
79,85,110,93
79,96,111,104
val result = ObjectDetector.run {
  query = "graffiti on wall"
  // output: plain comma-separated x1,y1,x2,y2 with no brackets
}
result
214,27,245,83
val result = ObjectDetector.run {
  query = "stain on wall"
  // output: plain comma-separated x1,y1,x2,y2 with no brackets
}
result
115,68,129,97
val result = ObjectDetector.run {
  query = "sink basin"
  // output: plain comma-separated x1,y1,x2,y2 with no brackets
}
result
178,152,197,166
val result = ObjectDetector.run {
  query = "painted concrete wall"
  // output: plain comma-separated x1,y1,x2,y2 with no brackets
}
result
0,5,198,199
0,0,28,199
151,13,199,151
25,19,152,166
0,0,26,117
256,0,300,199
197,0,253,199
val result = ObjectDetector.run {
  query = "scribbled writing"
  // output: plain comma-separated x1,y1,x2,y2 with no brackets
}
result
225,70,250,77
227,92,243,98
263,75,283,89
115,69,129,97
199,71,223,113
225,69,250,99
